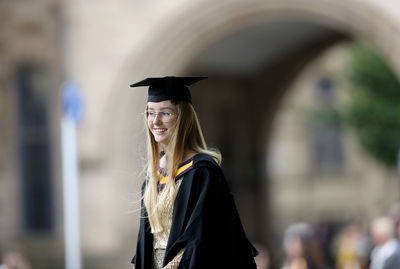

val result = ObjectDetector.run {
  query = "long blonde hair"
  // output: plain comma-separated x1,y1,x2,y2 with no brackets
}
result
143,101,221,234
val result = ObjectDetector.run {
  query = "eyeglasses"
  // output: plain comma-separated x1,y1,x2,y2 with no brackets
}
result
144,110,177,122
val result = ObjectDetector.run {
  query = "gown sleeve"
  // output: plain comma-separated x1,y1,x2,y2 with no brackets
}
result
131,180,153,268
164,164,257,269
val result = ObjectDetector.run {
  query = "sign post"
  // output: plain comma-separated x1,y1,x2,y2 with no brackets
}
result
61,82,83,269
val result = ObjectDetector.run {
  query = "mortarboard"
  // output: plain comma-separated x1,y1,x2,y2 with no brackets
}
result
130,76,207,104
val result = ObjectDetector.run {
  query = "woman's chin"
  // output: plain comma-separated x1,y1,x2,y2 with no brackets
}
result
154,136,169,145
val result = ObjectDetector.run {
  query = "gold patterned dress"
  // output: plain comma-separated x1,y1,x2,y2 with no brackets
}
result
152,179,183,269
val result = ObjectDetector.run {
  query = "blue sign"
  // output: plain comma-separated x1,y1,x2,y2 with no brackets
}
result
62,81,84,123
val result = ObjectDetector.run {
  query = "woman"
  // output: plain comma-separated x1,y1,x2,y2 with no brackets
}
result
130,76,258,269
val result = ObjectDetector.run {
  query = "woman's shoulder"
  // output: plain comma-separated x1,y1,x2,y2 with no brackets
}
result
184,153,231,196
190,153,225,182
192,153,220,170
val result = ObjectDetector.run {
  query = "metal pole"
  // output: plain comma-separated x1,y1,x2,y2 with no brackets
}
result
61,82,83,269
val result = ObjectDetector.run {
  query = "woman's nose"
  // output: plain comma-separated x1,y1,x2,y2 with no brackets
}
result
153,114,162,124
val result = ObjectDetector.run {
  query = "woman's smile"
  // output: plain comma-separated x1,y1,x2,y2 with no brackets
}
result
153,127,167,135
152,126,169,138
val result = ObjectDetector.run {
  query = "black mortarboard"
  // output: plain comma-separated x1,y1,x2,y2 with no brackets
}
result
130,76,207,104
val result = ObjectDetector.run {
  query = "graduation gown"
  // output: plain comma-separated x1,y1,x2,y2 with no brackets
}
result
132,153,258,269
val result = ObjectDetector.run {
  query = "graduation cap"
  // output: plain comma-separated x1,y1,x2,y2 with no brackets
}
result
130,76,207,104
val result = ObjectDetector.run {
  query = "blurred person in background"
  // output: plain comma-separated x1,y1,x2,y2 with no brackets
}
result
369,216,400,269
130,76,258,269
388,203,400,265
335,222,370,269
254,243,270,269
0,250,31,269
281,223,318,269
311,222,333,269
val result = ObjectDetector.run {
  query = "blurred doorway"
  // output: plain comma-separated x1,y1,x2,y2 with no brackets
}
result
183,20,348,267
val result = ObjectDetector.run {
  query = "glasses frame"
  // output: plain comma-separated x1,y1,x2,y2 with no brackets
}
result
144,110,177,123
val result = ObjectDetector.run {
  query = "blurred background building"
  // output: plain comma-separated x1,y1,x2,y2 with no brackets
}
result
1,0,400,268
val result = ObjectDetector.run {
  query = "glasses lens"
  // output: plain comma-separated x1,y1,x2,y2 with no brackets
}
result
145,111,153,121
161,112,171,122
145,111,174,122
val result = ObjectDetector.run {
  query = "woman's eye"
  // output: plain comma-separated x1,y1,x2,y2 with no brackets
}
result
161,112,171,116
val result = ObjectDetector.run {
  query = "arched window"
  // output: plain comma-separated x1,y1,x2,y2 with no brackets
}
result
15,65,54,234
311,77,344,175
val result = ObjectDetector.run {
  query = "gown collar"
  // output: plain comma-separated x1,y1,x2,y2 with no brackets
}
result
157,156,195,189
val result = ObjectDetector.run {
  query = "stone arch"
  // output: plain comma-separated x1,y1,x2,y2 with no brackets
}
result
105,0,400,145
125,0,400,76
101,1,400,265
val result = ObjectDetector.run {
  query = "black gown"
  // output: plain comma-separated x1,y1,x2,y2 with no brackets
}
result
132,153,258,269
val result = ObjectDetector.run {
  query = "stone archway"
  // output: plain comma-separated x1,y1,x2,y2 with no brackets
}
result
107,0,400,153
104,1,400,267
120,0,400,77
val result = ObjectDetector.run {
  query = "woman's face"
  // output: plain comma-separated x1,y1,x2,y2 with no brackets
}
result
146,100,178,145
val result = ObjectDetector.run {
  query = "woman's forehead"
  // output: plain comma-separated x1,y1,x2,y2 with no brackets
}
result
147,100,176,110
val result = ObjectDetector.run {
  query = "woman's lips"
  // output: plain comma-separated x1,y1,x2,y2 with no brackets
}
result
153,128,167,135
